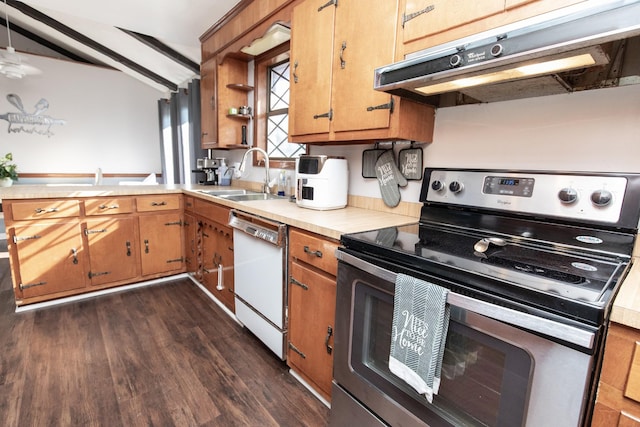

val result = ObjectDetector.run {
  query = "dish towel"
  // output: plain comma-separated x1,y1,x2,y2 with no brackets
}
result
389,273,450,403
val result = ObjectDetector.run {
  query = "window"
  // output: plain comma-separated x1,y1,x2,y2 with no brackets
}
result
255,43,305,169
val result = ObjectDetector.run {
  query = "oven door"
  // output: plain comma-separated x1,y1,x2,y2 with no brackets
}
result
331,251,596,427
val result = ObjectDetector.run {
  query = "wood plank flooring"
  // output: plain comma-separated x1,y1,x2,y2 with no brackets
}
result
0,257,330,426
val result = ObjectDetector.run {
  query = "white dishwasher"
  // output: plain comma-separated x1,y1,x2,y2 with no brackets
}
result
229,209,288,360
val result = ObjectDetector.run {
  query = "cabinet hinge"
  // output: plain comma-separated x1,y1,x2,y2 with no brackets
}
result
317,0,337,12
164,220,183,226
367,97,395,114
19,281,46,291
288,342,307,359
166,257,184,264
13,234,41,243
290,276,309,290
313,109,333,121
88,271,111,279
402,4,435,27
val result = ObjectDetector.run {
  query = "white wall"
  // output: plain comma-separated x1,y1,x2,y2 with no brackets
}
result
0,53,163,182
311,84,640,204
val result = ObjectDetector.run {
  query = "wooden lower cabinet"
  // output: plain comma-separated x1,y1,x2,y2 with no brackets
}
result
197,205,235,312
138,213,185,276
11,221,87,299
287,228,338,402
85,216,139,286
5,195,186,306
593,323,640,426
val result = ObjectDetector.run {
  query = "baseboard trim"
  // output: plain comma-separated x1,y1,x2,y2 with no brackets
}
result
15,274,189,313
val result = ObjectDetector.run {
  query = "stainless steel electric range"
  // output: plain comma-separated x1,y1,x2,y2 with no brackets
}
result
331,168,640,427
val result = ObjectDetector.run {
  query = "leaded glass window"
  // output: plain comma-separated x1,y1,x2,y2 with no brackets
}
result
267,60,305,159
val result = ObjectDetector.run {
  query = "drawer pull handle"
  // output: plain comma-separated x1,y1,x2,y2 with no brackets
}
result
290,276,309,290
144,239,149,253
402,4,435,27
20,281,46,291
99,204,119,210
288,342,306,359
339,41,347,69
126,241,131,256
85,228,107,235
151,201,167,207
34,207,58,213
304,246,323,258
325,326,333,354
88,271,110,279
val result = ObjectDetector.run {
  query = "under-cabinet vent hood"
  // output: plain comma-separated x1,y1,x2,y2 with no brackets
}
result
374,0,640,107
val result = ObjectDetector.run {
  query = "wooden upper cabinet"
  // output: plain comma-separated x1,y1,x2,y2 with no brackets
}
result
289,0,335,137
401,0,504,45
217,57,252,148
200,58,218,148
398,0,586,59
289,0,435,144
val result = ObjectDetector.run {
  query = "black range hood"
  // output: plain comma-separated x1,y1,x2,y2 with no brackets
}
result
374,0,640,107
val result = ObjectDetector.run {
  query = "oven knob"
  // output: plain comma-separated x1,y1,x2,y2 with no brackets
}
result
591,189,613,207
450,54,462,68
431,180,445,192
558,187,578,204
449,181,464,194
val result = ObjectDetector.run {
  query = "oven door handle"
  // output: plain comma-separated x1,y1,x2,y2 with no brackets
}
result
337,250,596,350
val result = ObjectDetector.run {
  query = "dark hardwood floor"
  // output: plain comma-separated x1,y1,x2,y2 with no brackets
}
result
0,257,330,426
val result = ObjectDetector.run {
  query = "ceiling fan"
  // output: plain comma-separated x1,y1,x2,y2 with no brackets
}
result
1,0,41,79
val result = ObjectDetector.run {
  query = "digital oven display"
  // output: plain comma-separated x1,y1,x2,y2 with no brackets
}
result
484,176,534,197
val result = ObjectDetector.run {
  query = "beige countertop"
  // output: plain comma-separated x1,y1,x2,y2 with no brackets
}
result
0,184,419,241
4,183,640,326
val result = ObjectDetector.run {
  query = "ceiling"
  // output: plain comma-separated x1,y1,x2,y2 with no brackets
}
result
0,0,242,92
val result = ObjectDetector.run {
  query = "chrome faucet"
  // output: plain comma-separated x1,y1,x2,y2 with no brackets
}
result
238,147,272,194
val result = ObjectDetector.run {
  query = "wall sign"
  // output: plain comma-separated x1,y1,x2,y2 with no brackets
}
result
0,93,66,137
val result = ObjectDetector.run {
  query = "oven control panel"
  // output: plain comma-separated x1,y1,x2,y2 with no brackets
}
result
423,169,629,224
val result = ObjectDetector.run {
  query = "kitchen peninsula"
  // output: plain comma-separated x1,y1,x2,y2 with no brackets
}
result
0,184,418,307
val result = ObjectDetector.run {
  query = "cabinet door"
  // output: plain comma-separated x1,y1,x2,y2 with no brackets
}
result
401,0,504,44
289,0,335,137
331,0,396,133
12,222,86,298
201,221,234,311
201,58,218,148
288,261,336,399
85,217,138,286
139,213,184,276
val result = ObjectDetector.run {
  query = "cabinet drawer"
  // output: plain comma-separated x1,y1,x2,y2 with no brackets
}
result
85,197,134,216
194,198,230,224
10,199,81,221
289,228,339,276
136,194,181,212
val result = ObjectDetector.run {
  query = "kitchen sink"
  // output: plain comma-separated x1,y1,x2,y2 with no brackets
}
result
220,193,284,201
197,189,250,196
198,189,284,201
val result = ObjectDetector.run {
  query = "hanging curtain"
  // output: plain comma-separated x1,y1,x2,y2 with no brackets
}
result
157,80,205,184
